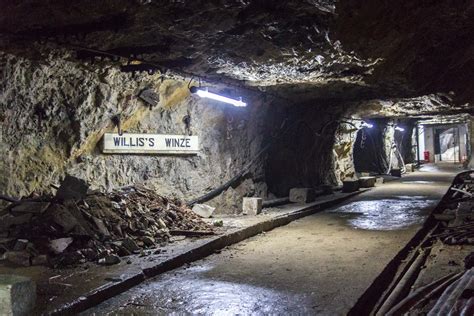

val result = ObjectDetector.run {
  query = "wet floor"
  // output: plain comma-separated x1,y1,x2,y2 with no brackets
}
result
83,164,460,315
328,196,433,230
83,215,415,315
85,263,313,315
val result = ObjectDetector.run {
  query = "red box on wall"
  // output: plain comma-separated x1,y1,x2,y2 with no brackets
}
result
424,151,430,162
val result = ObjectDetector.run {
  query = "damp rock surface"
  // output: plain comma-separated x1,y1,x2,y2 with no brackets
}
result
0,1,471,103
0,51,272,213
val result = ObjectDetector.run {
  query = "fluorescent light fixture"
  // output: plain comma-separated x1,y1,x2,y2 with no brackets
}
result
190,87,247,107
361,122,373,128
395,126,405,132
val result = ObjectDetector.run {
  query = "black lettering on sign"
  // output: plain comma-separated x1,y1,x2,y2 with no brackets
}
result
109,135,193,151
113,137,149,147
113,137,120,146
165,137,192,148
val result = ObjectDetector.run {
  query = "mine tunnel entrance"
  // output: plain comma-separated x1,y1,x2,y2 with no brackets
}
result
434,126,461,162
353,122,389,175
352,118,412,176
353,116,470,177
431,125,467,163
417,118,470,165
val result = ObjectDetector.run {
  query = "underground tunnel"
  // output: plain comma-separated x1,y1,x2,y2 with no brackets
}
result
0,1,473,315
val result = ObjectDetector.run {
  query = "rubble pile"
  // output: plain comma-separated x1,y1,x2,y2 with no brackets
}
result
434,170,474,245
0,177,214,268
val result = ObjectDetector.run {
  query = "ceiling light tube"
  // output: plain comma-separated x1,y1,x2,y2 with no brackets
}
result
190,87,247,107
395,126,405,131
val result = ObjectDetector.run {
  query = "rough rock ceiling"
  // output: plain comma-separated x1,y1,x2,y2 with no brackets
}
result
352,94,472,119
336,0,474,106
417,114,470,126
0,0,472,108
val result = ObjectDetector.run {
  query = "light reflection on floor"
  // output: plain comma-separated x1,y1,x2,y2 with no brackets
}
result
327,197,432,230
400,180,433,184
86,264,312,315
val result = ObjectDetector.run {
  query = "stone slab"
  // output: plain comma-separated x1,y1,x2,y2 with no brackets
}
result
49,238,73,254
56,175,89,201
3,251,31,267
359,177,376,188
289,188,316,203
342,180,360,193
11,202,50,214
390,169,402,177
192,204,216,218
242,197,263,215
405,164,415,172
319,184,334,195
0,274,36,316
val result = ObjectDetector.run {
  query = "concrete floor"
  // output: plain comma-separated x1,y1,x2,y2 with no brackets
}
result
82,164,462,315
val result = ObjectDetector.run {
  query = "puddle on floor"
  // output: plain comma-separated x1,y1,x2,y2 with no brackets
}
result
83,263,312,315
327,197,433,230
400,181,434,184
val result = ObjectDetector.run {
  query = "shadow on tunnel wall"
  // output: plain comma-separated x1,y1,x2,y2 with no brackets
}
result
353,119,389,174
395,119,416,164
264,105,340,197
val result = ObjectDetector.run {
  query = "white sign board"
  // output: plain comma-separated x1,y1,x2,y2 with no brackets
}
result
102,133,199,154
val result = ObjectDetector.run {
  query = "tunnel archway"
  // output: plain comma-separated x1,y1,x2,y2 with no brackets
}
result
353,121,390,174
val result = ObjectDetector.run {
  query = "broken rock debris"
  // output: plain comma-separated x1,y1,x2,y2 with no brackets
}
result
0,177,215,268
434,170,474,245
191,204,215,218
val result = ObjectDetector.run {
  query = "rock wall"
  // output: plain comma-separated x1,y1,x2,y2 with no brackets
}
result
0,49,357,213
0,49,279,213
332,121,358,183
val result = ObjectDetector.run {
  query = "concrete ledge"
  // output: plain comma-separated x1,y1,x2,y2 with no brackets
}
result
48,189,367,315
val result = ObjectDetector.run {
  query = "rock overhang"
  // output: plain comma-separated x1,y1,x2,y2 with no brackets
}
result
0,0,471,113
